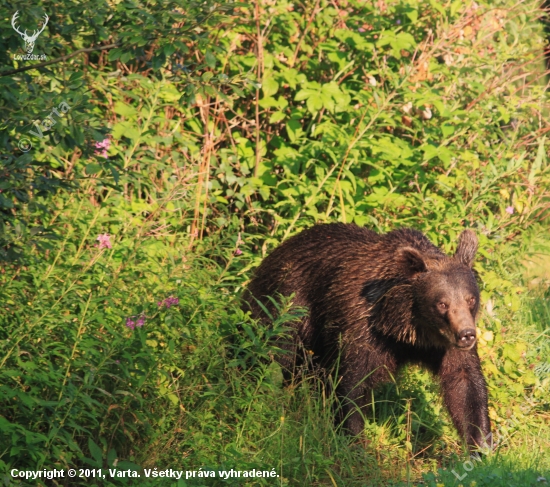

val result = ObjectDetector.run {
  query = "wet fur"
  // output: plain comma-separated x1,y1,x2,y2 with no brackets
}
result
243,223,491,450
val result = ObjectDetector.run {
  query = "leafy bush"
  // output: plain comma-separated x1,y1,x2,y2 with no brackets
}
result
0,217,299,483
0,0,243,260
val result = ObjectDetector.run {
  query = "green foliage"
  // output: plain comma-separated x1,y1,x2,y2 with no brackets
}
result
0,0,245,260
0,212,301,483
203,0,550,251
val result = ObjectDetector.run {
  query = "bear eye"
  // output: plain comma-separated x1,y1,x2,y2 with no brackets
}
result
438,302,448,311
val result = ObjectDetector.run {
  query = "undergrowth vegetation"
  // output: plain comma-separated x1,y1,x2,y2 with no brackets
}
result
1,0,550,485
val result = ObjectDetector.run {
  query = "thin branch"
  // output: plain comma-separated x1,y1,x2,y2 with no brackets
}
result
291,0,322,67
0,42,121,77
1,8,223,77
254,0,264,177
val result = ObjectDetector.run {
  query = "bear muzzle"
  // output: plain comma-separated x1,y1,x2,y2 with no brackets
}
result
456,328,477,349
447,306,478,349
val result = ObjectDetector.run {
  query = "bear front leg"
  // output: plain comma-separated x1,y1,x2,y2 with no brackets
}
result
339,378,369,436
338,348,397,436
438,347,491,451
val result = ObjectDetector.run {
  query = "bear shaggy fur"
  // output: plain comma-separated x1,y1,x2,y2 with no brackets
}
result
244,223,491,450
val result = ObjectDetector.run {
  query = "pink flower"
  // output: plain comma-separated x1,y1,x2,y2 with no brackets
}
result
96,139,110,149
126,314,146,330
234,248,243,256
505,206,514,215
94,138,110,158
97,233,112,249
158,296,179,309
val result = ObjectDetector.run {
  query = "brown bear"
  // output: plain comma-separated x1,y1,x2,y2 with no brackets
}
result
244,223,491,451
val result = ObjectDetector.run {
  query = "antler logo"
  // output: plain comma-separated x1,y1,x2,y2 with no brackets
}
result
11,11,49,54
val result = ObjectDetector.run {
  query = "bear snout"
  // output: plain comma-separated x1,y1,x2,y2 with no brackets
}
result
456,328,477,349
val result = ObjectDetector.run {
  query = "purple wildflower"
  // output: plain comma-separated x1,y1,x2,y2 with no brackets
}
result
505,206,514,215
94,138,110,158
234,248,243,256
358,27,366,33
126,318,136,330
396,19,401,25
136,315,146,327
97,233,112,249
158,296,179,309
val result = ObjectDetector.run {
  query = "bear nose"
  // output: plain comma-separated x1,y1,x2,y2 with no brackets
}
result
457,329,476,348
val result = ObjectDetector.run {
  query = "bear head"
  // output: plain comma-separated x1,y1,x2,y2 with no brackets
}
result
401,230,481,350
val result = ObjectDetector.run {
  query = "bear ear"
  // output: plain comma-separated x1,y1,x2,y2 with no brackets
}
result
398,247,428,275
455,230,478,267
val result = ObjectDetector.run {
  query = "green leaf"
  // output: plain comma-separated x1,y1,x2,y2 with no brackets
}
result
88,439,103,466
406,9,418,24
205,50,217,68
112,121,139,140
262,76,279,98
269,111,286,123
85,164,102,175
294,89,315,101
441,124,455,138
286,119,302,142
107,449,117,467
167,393,179,405
108,48,123,61
529,136,546,184
120,51,133,64
113,102,137,118
163,44,176,56
306,96,323,114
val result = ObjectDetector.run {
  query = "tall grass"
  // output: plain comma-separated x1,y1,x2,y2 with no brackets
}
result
1,185,548,486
